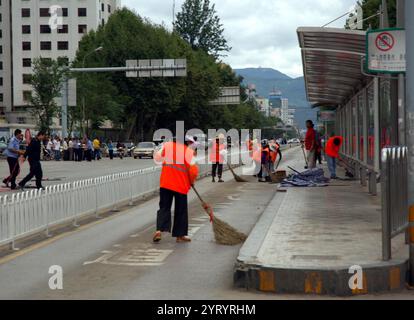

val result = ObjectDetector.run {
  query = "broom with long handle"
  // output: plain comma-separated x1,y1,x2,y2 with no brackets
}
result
190,184,247,246
227,164,248,183
301,143,309,169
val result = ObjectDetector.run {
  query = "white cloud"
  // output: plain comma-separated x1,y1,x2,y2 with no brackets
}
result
121,0,358,78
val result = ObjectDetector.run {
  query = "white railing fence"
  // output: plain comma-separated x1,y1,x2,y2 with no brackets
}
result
0,146,296,250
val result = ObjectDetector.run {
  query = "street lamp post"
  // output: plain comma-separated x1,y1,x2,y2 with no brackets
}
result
81,46,103,136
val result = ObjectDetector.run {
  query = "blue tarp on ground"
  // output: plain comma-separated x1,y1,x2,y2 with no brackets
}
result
280,168,329,187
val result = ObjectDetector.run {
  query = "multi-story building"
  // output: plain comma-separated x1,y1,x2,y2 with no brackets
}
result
268,90,282,108
280,98,295,126
0,0,119,137
256,97,270,117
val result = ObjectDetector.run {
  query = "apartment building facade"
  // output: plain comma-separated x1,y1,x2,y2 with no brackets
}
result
0,0,119,137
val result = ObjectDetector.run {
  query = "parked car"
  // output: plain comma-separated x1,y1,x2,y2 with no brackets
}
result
134,142,156,159
0,141,7,157
288,138,301,144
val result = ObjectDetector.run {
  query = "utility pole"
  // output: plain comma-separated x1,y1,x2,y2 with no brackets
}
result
61,76,68,139
397,0,405,145
405,0,414,285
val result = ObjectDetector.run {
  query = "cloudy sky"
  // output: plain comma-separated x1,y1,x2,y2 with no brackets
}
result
121,0,358,78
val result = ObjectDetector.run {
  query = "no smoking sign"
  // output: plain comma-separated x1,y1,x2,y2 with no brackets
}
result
375,32,395,52
367,28,406,73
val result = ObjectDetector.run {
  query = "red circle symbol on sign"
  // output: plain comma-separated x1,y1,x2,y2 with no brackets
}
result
375,32,395,52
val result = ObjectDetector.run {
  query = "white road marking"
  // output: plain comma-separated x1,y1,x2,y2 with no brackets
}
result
193,217,209,222
83,248,174,267
227,195,241,201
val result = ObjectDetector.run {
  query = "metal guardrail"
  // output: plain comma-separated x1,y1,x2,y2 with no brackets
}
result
0,150,254,250
381,147,409,261
339,153,379,195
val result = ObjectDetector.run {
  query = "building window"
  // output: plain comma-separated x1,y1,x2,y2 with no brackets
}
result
23,58,31,67
39,8,50,17
57,41,69,50
22,25,31,34
78,8,87,17
0,78,3,86
57,25,68,34
0,46,2,54
62,8,68,17
40,25,51,34
21,8,30,18
0,94,3,102
22,42,31,51
23,74,32,84
40,57,52,64
102,3,105,11
78,24,87,34
0,61,2,70
40,41,52,50
0,30,2,38
23,91,32,102
17,117,26,124
57,57,69,66
102,19,105,26
108,5,112,13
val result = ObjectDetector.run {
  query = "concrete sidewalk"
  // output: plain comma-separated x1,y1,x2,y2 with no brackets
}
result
235,149,409,296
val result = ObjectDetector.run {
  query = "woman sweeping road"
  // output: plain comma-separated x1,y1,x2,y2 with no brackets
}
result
152,137,200,244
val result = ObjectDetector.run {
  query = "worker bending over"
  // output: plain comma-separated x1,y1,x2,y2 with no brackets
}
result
325,135,343,179
153,137,199,243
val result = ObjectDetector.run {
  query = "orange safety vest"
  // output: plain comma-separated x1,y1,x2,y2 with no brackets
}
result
252,145,262,163
262,147,270,163
325,136,343,159
156,141,199,195
210,141,226,164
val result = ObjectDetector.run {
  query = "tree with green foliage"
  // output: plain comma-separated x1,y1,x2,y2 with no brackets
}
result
174,0,231,58
347,0,396,30
29,58,67,135
73,8,279,141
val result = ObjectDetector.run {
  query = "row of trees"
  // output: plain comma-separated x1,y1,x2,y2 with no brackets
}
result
29,1,280,140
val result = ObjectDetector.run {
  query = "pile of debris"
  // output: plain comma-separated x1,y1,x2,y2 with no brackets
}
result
280,168,330,188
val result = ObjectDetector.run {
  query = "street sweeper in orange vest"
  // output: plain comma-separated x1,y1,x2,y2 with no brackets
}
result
152,136,205,243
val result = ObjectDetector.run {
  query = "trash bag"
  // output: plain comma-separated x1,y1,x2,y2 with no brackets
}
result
280,168,329,188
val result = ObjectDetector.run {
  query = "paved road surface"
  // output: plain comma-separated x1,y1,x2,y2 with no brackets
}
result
0,147,413,299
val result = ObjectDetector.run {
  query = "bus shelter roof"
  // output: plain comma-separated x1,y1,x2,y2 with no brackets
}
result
297,27,367,108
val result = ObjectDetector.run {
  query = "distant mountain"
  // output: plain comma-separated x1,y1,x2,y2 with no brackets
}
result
234,68,317,129
236,68,291,81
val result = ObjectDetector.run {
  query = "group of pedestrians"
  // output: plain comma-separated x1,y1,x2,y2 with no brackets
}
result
3,129,45,190
303,119,343,179
43,136,105,162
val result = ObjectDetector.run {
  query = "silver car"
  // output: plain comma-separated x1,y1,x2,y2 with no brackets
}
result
133,142,156,159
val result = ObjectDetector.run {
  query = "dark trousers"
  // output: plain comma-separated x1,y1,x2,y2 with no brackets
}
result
109,150,114,160
63,150,69,161
212,163,223,178
19,160,43,189
156,188,188,237
73,149,80,161
86,150,92,162
316,150,322,164
94,149,101,160
5,157,20,188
